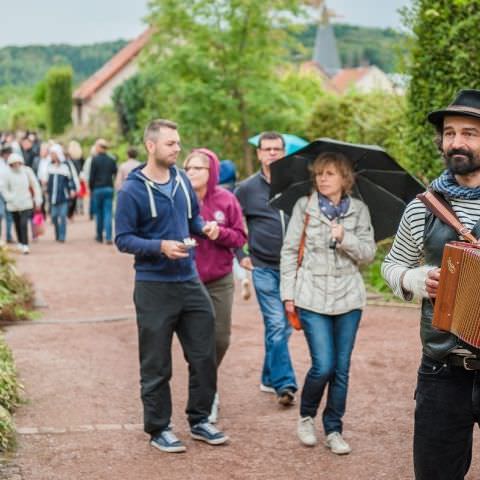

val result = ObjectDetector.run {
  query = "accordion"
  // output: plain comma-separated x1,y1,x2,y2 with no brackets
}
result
433,241,480,348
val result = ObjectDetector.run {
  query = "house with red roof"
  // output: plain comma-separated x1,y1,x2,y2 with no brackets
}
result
72,29,153,126
331,66,395,94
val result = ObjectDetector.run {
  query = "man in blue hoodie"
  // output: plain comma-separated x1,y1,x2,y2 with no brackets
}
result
115,119,229,453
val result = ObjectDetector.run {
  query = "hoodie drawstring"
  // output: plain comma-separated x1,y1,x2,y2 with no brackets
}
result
176,169,192,219
144,180,158,218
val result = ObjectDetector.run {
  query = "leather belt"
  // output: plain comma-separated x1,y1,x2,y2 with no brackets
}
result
448,354,480,371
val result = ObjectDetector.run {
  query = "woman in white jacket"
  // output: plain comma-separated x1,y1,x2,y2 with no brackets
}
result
3,153,42,254
280,152,376,455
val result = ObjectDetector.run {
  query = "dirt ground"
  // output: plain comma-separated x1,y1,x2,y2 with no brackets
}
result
0,215,479,480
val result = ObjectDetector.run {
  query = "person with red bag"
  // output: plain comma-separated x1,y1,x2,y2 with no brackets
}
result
3,153,42,254
280,152,375,455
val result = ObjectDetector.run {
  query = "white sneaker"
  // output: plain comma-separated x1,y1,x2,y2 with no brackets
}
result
325,432,351,455
259,383,275,394
22,244,29,255
241,278,251,300
208,392,219,424
297,416,317,446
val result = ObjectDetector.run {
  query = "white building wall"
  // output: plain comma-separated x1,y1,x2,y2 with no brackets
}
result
356,67,395,94
73,60,139,126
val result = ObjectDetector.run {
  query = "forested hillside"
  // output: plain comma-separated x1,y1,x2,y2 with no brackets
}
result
0,40,128,86
298,23,406,73
0,23,405,88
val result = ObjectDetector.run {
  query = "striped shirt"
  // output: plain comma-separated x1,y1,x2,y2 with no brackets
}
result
381,197,480,300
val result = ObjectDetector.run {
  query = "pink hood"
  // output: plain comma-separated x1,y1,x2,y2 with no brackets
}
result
191,148,220,198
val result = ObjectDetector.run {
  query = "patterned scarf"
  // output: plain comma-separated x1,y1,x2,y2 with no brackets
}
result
318,193,350,221
430,169,480,200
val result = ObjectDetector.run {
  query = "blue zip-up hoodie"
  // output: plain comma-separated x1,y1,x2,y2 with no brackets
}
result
115,164,205,282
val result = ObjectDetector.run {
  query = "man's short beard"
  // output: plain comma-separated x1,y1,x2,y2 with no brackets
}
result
444,148,480,175
153,152,176,168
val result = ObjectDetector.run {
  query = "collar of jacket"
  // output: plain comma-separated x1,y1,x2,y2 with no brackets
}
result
305,192,357,224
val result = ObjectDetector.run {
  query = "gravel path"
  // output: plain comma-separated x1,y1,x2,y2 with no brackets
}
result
1,214,478,479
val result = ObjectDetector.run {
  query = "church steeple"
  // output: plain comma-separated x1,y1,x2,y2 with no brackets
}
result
311,1,341,76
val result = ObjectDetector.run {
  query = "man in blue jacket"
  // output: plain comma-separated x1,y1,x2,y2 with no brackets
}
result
115,119,229,453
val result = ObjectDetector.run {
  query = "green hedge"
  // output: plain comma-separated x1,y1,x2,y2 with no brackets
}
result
0,336,21,451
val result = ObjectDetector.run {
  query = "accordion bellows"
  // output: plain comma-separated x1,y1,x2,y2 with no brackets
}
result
433,242,480,348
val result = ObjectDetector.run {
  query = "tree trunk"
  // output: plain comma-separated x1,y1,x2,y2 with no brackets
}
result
236,90,253,176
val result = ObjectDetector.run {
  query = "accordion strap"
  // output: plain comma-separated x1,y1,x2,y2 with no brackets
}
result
417,190,477,244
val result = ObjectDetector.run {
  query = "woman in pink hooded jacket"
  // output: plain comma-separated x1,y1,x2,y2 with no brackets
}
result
184,148,247,423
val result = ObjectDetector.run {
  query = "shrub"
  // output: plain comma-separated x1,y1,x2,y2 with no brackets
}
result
0,334,21,451
403,0,480,181
45,65,73,135
0,247,34,322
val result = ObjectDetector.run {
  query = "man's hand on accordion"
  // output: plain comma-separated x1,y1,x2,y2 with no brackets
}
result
425,268,441,298
401,265,437,299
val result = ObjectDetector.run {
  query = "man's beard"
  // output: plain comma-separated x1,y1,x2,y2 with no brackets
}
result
153,151,177,168
444,148,480,175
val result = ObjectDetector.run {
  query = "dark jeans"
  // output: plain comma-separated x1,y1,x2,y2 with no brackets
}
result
11,209,32,245
134,279,216,435
299,308,361,434
414,354,480,480
92,187,113,241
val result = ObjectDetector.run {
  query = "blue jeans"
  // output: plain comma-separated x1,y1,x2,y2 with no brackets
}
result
50,202,68,241
6,210,13,242
252,267,297,393
414,354,480,480
299,308,361,434
92,187,113,242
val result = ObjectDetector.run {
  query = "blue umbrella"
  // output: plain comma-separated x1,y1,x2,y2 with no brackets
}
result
248,133,309,156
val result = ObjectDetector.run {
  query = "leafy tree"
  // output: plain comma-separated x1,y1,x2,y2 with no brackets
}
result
112,73,156,142
45,66,73,135
403,0,480,180
141,0,311,174
305,91,410,174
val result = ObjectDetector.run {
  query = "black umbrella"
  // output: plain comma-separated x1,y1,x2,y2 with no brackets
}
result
269,138,426,242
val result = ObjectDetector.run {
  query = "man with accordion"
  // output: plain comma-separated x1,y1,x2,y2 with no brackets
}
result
382,89,480,480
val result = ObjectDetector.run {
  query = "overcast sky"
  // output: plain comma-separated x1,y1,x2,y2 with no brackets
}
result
0,0,410,48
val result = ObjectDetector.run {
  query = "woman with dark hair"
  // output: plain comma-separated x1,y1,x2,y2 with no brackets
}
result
280,152,376,455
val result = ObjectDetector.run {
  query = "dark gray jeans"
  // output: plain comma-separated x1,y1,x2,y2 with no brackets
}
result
205,272,234,367
134,279,216,435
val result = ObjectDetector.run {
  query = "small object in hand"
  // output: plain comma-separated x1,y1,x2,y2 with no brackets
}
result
183,238,197,250
329,238,337,250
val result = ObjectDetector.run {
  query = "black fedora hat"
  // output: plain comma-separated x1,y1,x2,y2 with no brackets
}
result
427,89,480,128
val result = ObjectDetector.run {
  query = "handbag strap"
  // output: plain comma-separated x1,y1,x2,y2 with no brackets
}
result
417,190,477,243
297,195,312,268
297,213,310,268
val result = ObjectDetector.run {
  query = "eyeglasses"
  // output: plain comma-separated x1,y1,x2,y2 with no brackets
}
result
185,166,210,172
259,147,284,153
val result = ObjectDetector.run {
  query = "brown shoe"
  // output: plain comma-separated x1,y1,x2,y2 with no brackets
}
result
278,389,295,406
241,278,251,300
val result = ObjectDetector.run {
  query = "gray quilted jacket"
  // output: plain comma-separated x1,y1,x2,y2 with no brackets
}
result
280,194,376,315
